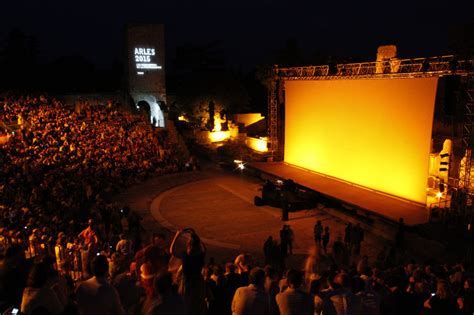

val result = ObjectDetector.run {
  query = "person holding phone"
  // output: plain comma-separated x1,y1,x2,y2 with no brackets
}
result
423,279,458,315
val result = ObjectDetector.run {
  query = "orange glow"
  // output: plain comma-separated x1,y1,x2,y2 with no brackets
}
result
284,78,438,204
233,113,265,127
246,137,268,152
209,131,230,142
209,112,231,142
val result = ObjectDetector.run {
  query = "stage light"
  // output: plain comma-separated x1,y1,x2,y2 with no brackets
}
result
238,163,245,170
234,160,243,164
246,137,268,152
436,192,443,199
209,131,230,142
439,183,445,193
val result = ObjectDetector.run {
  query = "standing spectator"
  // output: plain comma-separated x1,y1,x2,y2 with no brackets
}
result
458,278,474,315
75,255,124,315
54,232,69,275
380,274,418,315
354,278,380,315
28,228,42,258
232,267,270,315
352,223,364,256
139,262,156,313
116,233,133,257
264,267,280,315
272,240,284,276
304,246,331,289
322,273,361,315
170,228,207,315
0,245,30,309
344,223,353,250
314,221,323,247
147,272,186,315
20,262,64,315
135,232,170,276
287,225,295,255
78,219,99,248
276,269,313,315
280,225,290,258
234,253,252,286
208,265,227,315
113,265,143,315
322,226,330,254
423,279,459,315
263,236,273,266
224,263,241,315
332,236,346,267
357,255,369,276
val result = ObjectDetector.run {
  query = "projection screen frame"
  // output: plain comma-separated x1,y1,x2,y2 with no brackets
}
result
269,57,474,163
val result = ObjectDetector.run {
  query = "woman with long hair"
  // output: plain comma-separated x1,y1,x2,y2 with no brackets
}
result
170,228,207,315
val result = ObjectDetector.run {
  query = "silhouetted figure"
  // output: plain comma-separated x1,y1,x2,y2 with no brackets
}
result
314,220,323,247
344,223,353,250
351,223,364,256
280,225,290,258
322,226,330,254
459,278,474,315
263,236,273,266
287,225,294,255
332,236,346,267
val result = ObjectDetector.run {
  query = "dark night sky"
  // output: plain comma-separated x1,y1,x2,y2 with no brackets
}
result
2,0,474,70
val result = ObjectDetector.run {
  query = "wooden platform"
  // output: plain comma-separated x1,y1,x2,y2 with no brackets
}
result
248,162,429,226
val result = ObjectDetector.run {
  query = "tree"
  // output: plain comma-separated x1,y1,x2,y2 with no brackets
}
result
174,69,249,128
0,28,40,89
274,38,305,67
448,24,474,58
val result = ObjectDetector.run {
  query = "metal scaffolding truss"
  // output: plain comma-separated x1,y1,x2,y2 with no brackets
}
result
462,82,474,148
268,55,474,161
462,78,474,190
268,78,278,159
276,65,329,79
277,56,474,80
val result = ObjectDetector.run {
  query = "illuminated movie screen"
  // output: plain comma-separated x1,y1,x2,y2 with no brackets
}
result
284,77,438,204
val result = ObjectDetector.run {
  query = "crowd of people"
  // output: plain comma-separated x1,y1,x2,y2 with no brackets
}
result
2,221,474,315
0,94,188,313
1,94,474,315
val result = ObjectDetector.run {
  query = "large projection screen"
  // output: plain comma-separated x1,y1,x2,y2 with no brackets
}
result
284,77,438,204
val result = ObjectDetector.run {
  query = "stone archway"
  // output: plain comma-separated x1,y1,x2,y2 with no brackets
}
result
134,94,165,127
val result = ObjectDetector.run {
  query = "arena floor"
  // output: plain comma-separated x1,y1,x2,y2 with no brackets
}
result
148,173,386,264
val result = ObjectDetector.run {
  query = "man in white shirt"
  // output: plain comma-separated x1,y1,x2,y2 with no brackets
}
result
232,267,270,315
